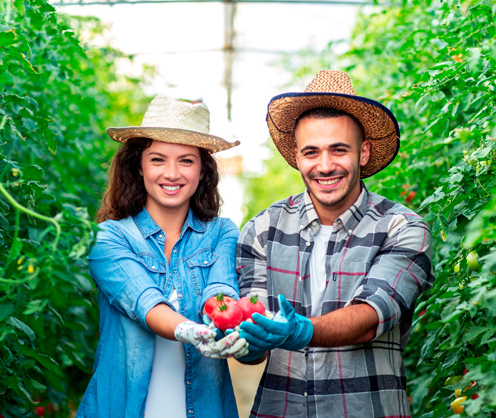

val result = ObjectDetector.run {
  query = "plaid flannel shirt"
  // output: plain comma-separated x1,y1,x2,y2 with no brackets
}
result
236,184,434,418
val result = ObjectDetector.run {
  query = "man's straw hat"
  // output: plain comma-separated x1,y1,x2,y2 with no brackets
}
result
266,70,400,178
106,95,240,153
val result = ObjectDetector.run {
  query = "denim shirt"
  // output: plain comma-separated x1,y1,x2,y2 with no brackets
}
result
77,208,240,418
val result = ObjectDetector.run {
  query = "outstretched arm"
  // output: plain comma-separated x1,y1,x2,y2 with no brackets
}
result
309,302,378,347
146,302,186,340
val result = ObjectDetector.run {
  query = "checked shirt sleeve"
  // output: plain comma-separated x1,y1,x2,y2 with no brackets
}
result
347,215,434,339
235,211,269,309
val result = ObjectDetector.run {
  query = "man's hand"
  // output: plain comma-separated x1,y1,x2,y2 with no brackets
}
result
239,294,313,353
174,321,248,359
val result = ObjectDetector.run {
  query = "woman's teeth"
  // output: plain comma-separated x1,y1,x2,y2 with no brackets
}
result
161,185,181,191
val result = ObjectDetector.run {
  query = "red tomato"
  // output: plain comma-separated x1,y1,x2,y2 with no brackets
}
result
211,302,243,331
406,191,416,204
34,406,45,417
237,295,265,322
204,293,236,317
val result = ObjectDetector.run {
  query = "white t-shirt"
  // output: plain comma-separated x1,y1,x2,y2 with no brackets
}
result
309,225,333,317
144,289,186,418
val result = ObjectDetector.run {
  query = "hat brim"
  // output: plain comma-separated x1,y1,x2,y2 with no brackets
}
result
266,92,400,178
105,126,240,154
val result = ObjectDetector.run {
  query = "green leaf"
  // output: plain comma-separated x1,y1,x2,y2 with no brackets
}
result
7,317,36,342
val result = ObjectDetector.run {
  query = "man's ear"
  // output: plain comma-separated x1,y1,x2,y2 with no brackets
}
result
360,140,371,167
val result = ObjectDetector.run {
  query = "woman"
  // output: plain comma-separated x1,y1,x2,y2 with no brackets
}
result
77,96,246,418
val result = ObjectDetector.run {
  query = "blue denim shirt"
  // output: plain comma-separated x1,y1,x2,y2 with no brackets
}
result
77,208,240,418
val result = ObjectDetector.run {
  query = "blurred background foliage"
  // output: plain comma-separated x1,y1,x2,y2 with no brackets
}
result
0,0,152,415
243,0,496,416
1,0,496,416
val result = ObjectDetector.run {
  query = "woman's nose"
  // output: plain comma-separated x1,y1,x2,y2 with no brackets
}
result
163,162,180,180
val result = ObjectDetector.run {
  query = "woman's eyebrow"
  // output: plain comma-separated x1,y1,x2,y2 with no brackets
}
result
147,152,198,158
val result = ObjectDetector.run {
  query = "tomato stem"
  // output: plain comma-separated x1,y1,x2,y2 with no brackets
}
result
0,183,61,251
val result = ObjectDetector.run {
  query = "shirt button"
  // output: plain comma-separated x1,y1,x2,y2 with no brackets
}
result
300,225,304,229
187,353,191,357
304,392,308,397
348,229,353,234
187,381,191,385
159,234,163,238
306,242,311,246
178,294,183,298
188,410,194,415
173,249,177,253
312,221,317,225
151,266,156,270
173,270,177,274
299,277,303,281
203,261,208,265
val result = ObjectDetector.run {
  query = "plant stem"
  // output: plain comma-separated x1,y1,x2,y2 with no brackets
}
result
0,183,61,250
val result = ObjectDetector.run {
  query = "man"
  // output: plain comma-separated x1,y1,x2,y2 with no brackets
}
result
236,70,434,418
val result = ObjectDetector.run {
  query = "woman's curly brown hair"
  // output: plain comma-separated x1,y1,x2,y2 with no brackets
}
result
97,138,221,223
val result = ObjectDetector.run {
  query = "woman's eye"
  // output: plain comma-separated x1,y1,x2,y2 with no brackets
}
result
181,159,194,164
151,157,163,162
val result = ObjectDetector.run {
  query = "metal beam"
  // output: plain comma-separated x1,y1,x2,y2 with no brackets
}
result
52,0,374,6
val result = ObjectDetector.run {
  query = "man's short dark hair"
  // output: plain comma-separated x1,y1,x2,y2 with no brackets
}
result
295,108,364,142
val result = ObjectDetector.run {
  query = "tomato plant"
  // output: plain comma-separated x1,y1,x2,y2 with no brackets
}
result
0,0,154,415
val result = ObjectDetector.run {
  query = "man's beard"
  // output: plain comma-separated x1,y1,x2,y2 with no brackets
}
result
302,161,360,208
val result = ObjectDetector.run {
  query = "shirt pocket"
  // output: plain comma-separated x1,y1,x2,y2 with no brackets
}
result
184,248,219,295
136,253,166,286
327,261,371,301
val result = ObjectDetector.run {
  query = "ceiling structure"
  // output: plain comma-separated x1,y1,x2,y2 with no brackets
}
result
52,0,378,119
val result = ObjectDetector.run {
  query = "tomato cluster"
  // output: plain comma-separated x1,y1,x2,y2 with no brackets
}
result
205,294,266,331
447,371,479,415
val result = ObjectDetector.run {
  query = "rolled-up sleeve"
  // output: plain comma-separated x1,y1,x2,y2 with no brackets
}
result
88,224,172,332
347,218,434,339
200,218,241,307
235,212,269,309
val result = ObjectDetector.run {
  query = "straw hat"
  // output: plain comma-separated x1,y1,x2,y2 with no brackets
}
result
266,70,400,178
106,95,240,153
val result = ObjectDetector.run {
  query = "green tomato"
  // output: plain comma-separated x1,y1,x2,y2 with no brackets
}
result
445,376,462,386
467,251,479,271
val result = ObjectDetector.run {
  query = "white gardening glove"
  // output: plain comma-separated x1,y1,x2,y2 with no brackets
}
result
174,321,249,359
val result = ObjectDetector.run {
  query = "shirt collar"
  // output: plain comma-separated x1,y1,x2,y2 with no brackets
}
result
299,181,369,235
182,207,207,234
133,207,207,239
335,182,368,235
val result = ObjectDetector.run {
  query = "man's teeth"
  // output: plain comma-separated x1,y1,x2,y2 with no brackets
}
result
161,185,181,191
317,178,340,185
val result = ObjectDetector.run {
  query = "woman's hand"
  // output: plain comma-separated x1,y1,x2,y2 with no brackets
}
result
174,321,249,359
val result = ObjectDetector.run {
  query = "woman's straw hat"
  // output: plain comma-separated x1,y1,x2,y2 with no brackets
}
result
266,70,400,178
106,95,240,153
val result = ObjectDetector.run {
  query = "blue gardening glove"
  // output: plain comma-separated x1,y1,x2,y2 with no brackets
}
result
240,294,313,353
274,294,313,351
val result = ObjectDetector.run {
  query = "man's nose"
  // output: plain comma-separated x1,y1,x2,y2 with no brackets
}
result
317,152,334,174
